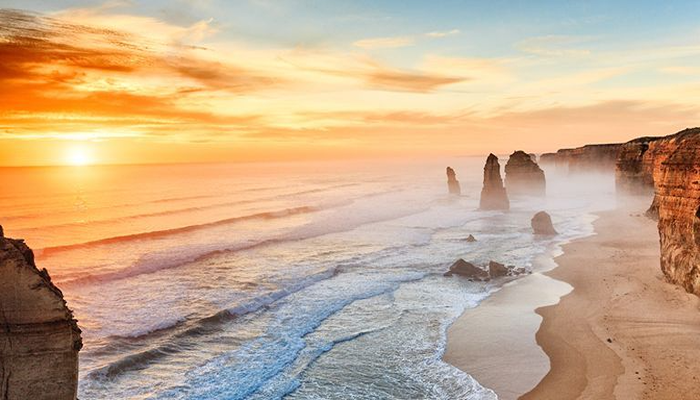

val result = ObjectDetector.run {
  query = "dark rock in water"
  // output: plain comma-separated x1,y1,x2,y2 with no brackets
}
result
0,231,82,400
512,266,528,275
505,150,546,197
444,259,490,281
531,211,558,235
465,234,477,242
446,166,461,195
488,261,509,278
479,154,509,210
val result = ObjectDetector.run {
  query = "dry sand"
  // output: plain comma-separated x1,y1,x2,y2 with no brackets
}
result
445,205,700,399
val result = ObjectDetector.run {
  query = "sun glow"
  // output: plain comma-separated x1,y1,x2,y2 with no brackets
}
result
66,145,93,166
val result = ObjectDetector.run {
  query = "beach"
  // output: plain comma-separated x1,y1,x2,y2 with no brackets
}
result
446,202,700,399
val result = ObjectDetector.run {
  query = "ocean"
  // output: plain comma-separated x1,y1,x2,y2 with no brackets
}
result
0,157,615,399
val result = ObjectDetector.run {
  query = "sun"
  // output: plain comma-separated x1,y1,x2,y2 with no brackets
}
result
66,145,93,166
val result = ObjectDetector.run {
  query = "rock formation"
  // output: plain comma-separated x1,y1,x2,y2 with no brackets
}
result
647,129,700,295
504,150,546,196
488,261,509,278
615,136,677,196
531,211,557,235
539,152,557,166
479,154,509,210
542,143,623,174
445,258,527,280
0,226,82,400
446,166,461,195
465,234,477,242
444,259,489,281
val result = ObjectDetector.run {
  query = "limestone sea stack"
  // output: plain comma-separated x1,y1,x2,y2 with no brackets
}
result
531,211,557,235
504,150,546,196
0,226,82,400
650,129,700,295
446,166,461,195
479,154,509,210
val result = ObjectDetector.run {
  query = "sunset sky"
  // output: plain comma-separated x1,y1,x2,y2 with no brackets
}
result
1,0,700,166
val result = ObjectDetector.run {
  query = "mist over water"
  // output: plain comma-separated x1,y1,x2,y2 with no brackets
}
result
0,158,617,399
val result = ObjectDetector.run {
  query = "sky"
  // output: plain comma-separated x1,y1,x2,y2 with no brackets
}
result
1,0,699,166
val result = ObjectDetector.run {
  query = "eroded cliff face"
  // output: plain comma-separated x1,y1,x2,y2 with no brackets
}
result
479,154,509,210
650,129,700,295
504,150,546,196
544,143,623,174
0,226,82,400
615,136,678,198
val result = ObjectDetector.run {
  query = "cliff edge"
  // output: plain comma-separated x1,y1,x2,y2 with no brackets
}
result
0,226,82,400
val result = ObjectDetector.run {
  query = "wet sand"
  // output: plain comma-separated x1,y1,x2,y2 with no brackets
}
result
445,205,700,399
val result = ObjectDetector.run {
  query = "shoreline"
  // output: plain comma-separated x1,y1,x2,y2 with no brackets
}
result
445,204,700,399
443,228,582,399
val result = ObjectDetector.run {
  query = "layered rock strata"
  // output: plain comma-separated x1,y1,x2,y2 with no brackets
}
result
648,129,700,295
0,226,82,400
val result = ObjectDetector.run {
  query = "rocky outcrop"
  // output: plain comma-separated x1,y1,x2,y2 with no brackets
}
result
465,234,477,242
0,226,82,400
504,150,546,196
446,167,461,195
444,258,527,280
488,261,509,278
543,143,623,174
531,211,557,235
479,154,509,210
444,259,489,281
648,129,700,295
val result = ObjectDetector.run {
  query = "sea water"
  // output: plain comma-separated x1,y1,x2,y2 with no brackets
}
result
0,158,615,399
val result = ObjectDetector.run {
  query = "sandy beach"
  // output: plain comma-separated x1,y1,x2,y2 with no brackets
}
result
446,203,700,399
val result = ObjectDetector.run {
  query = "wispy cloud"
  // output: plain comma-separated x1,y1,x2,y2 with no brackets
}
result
352,36,414,49
516,35,593,57
425,29,460,38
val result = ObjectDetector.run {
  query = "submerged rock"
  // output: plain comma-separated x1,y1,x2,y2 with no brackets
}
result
446,166,461,195
531,211,557,235
465,234,477,242
504,150,546,196
0,225,82,400
479,154,509,210
444,259,490,281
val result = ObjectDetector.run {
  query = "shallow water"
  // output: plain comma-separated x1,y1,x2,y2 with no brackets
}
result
0,158,615,399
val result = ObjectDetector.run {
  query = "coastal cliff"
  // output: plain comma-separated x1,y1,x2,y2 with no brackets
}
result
542,143,623,174
504,150,546,196
0,226,82,400
649,129,700,295
615,135,681,198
